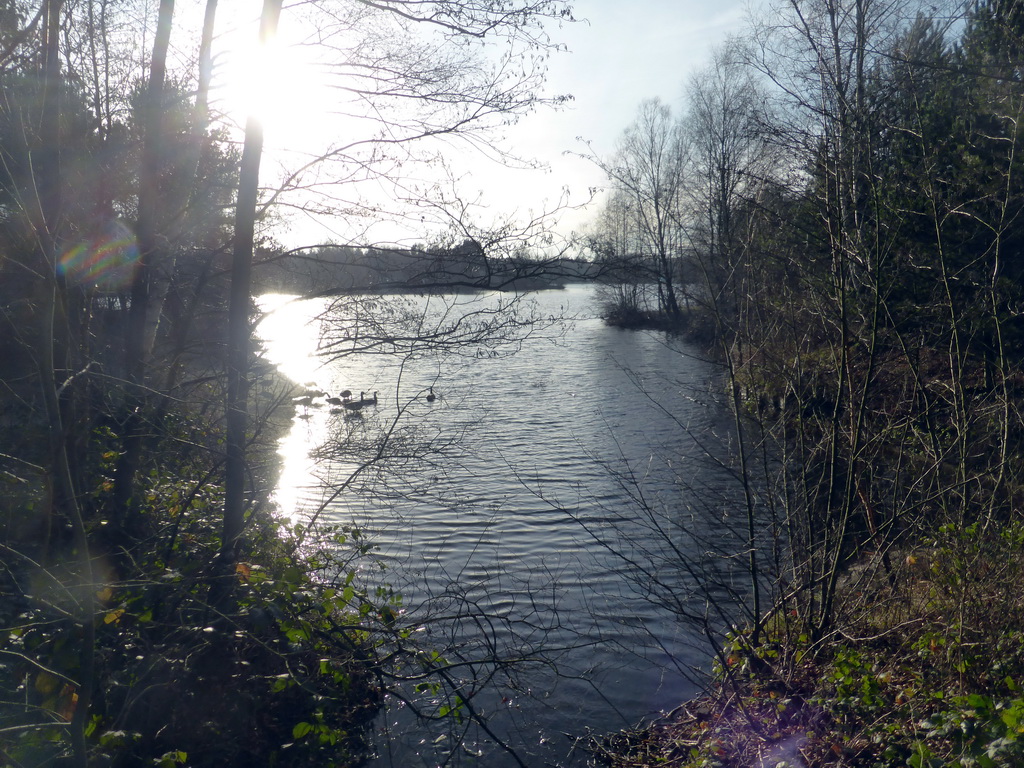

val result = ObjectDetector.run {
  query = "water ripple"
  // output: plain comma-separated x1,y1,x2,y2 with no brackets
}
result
259,285,752,767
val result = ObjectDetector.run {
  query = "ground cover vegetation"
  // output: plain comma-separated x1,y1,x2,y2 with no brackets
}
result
0,0,578,765
585,0,1024,765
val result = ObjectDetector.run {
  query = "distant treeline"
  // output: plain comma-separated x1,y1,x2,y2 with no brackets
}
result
255,239,601,294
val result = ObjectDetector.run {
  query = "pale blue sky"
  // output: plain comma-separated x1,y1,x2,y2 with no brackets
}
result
481,0,753,241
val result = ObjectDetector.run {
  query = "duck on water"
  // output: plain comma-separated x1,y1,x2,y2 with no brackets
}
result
343,392,378,410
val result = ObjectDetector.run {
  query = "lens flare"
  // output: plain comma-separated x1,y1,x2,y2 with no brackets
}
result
58,221,139,289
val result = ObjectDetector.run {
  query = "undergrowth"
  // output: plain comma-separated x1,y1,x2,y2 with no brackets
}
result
0,388,388,767
589,522,1024,768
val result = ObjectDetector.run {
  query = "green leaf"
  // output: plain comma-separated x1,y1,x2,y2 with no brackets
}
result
154,750,187,767
968,693,991,710
292,721,313,739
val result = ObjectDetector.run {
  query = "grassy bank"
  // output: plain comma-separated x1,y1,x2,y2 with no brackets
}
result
592,522,1024,767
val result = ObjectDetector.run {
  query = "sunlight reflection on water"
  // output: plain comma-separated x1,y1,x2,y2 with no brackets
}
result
257,294,328,385
257,294,333,526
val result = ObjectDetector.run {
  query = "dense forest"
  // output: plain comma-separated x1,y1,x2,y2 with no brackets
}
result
586,1,1024,765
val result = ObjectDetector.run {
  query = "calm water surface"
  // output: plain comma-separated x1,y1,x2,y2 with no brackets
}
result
258,284,752,767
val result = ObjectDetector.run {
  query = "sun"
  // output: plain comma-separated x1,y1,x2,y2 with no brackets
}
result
217,28,332,148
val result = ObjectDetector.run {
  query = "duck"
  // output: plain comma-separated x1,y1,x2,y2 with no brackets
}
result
327,389,354,406
425,386,436,402
343,392,366,411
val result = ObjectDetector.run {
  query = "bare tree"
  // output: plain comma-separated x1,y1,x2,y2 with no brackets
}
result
684,45,777,323
236,0,574,248
586,98,690,322
720,0,1005,641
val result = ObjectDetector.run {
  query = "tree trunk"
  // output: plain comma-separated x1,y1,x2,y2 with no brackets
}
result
112,0,175,530
215,0,284,603
38,0,95,763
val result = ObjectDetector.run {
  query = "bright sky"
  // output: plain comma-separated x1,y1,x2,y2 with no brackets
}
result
213,0,755,249
484,0,754,243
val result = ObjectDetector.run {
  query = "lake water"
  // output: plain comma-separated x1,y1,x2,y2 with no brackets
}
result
257,283,755,767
